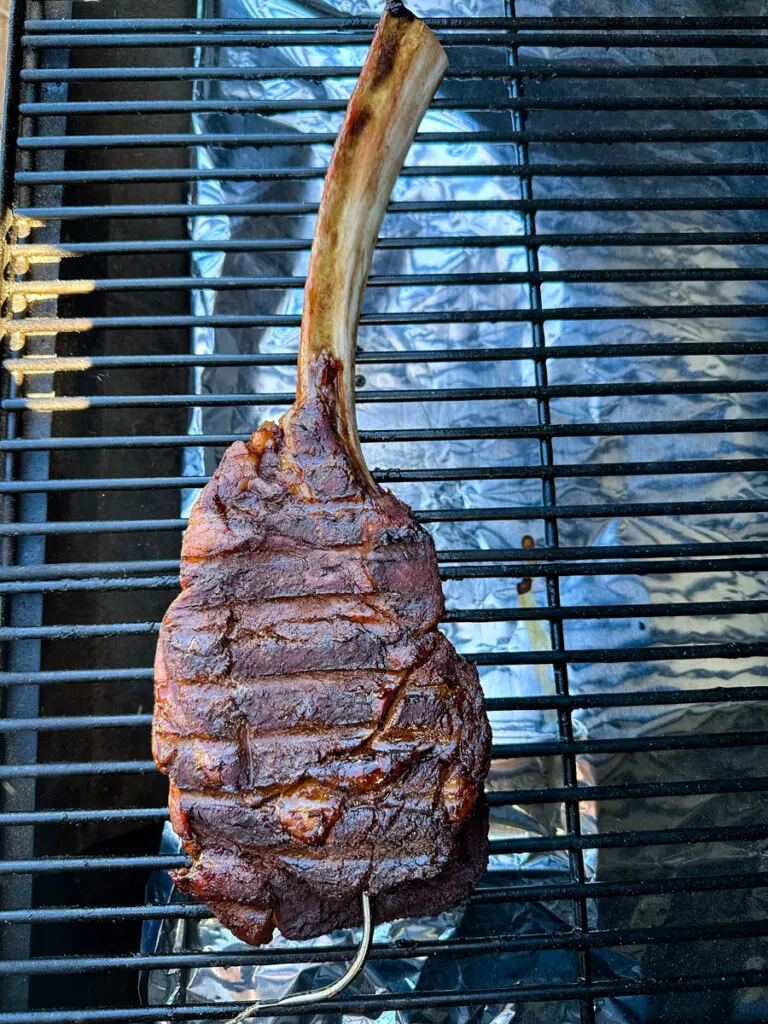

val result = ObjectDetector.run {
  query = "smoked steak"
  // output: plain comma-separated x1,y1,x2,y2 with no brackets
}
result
153,1,492,946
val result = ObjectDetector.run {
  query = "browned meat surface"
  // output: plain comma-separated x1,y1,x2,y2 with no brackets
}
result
152,1,491,946
154,357,490,943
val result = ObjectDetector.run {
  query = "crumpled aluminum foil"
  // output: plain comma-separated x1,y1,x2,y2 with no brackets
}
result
143,0,768,1020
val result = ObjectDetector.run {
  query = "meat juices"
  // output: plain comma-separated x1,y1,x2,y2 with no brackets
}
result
153,1,492,946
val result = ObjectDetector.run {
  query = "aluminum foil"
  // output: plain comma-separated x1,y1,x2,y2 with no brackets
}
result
144,0,768,1020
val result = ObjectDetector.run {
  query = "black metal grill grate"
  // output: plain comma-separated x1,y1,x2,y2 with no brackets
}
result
2,1,768,1021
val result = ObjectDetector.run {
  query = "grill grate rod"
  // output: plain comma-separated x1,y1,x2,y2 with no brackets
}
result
0,778,764,809
17,196,768,217
4,868,768,920
19,96,768,115
2,542,767,575
8,272,768,295
2,772,767,822
4,823,768,871
16,230,768,254
10,563,768,594
6,380,768,409
20,63,768,81
9,340,768,369
5,919,768,979
17,161,768,183
2,673,763,711
19,29,768,48
1,972,767,1023
6,634,722,667
24,16,768,29
2,500,767,536
4,458,768,493
3,580,766,615
9,310,768,336
20,128,768,148
5,728,768,779
3,418,767,452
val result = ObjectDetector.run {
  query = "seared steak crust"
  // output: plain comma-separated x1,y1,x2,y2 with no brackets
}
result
153,357,491,944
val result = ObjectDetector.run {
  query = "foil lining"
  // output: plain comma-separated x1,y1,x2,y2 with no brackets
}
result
144,0,768,1020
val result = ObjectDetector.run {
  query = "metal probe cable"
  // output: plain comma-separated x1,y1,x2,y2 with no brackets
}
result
225,891,373,1024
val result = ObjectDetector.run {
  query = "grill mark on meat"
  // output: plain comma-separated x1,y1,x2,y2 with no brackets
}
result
155,705,458,752
156,671,404,742
237,716,254,792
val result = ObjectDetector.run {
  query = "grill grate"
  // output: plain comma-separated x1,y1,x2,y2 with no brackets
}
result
2,1,768,1022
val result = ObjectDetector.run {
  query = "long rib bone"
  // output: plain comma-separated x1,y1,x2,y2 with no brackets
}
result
297,2,447,487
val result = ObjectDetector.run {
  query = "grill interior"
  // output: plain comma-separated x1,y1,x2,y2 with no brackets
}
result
2,1,768,1021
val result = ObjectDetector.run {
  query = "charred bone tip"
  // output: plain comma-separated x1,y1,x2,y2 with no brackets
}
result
386,0,416,18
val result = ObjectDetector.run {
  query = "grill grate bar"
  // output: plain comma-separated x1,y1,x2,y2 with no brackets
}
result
0,715,154,732
23,16,768,29
3,729,768,780
18,196,768,218
21,63,768,81
13,308,768,336
9,340,768,369
493,731,768,756
494,777,768,804
0,644,766,701
2,542,766,577
17,161,768,183
1,668,762,711
2,818,767,873
6,382,768,410
0,773,763,834
1,972,768,1023
0,777,764,813
473,643,768,664
9,560,768,594
2,595,767,626
4,457,768,494
486,687,768,709
3,573,767,608
21,128,768,148
4,822,768,870
9,272,768,296
0,809,170,828
3,501,767,536
509,43,594,1017
16,230,768,254
6,919,768,978
4,868,768,920
5,549,768,582
4,418,767,452
1,670,155,686
19,29,768,48
20,96,768,115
